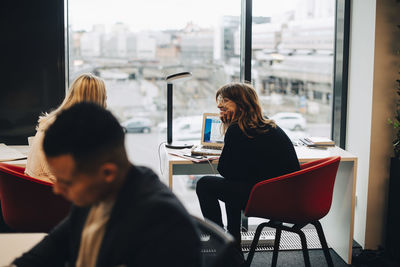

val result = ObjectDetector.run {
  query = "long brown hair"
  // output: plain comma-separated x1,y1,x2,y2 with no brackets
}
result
216,82,275,137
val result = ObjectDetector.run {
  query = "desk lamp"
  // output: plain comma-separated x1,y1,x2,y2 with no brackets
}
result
165,71,193,149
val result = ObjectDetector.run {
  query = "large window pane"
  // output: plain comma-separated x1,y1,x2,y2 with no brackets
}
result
68,0,240,218
68,0,337,221
69,0,240,171
252,0,335,141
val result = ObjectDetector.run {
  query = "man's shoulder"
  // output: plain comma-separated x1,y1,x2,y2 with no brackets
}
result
122,165,178,206
124,165,160,188
118,165,193,223
130,165,159,181
126,165,164,190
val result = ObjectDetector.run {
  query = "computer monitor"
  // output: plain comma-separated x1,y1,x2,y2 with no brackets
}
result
201,113,224,147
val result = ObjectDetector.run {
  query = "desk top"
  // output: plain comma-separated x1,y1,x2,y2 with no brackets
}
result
165,145,357,165
1,145,29,167
294,145,357,162
0,233,46,266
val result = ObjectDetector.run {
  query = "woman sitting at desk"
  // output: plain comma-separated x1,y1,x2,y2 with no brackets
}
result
25,73,107,182
196,82,300,253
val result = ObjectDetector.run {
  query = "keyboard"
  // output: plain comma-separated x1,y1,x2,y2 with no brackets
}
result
202,145,222,150
191,145,222,156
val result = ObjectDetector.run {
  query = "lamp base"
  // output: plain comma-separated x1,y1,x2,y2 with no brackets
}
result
165,141,193,149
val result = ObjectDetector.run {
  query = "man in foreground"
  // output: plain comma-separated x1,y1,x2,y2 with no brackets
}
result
13,102,201,267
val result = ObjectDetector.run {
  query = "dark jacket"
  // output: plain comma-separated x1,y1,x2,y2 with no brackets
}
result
14,165,201,267
218,123,300,185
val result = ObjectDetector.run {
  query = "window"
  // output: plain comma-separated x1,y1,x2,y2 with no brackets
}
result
68,0,240,219
252,0,335,141
68,0,240,173
68,0,345,219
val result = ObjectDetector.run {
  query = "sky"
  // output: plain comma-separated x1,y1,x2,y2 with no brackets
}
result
69,0,301,32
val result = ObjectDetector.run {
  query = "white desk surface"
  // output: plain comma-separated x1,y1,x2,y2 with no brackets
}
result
0,145,29,167
294,145,357,162
0,233,46,266
166,145,357,164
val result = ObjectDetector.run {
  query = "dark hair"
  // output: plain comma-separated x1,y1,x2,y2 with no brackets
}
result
43,102,126,173
216,82,275,137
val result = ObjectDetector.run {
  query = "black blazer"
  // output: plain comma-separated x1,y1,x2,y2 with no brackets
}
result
218,123,300,185
14,165,201,267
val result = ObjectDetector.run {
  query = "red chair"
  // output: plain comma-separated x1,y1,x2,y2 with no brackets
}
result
243,156,341,267
0,162,70,232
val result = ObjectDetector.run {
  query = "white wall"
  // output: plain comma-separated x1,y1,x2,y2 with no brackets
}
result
346,0,376,248
347,0,400,249
365,0,400,248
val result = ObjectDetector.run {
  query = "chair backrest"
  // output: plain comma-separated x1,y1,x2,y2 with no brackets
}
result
0,162,70,232
244,156,341,224
192,216,240,267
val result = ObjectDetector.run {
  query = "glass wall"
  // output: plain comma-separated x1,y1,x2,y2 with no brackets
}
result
252,0,335,141
68,0,336,219
68,0,240,174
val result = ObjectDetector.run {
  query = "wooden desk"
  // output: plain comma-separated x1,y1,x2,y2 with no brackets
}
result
162,145,357,264
0,233,46,266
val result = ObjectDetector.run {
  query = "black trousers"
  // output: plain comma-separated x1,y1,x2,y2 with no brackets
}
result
196,176,254,243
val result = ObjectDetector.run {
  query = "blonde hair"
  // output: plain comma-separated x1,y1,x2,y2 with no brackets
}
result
38,73,107,129
216,82,276,137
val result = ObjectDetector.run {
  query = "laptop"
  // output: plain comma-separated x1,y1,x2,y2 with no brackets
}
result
191,113,224,156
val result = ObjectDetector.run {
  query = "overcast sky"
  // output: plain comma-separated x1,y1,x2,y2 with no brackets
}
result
69,0,300,32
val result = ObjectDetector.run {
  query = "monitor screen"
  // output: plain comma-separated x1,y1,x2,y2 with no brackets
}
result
203,115,224,144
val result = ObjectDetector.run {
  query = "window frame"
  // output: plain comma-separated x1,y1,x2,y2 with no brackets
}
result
331,0,350,148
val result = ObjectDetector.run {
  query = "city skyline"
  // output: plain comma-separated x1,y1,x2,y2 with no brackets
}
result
68,0,335,134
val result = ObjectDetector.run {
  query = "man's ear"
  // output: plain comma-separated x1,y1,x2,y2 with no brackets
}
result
100,163,118,183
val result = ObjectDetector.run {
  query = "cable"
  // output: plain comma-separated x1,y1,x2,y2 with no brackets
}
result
205,157,218,176
158,141,166,176
159,141,219,184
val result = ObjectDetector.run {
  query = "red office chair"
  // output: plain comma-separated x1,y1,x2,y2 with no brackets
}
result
243,156,341,267
0,162,70,232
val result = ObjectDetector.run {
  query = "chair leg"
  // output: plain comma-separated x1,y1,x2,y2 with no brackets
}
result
294,227,311,267
244,222,268,267
312,221,334,267
271,227,282,267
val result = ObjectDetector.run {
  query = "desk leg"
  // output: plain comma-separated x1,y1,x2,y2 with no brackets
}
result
321,161,356,264
168,162,173,190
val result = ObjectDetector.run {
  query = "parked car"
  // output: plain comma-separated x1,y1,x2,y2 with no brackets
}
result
157,115,203,141
174,116,202,141
121,118,152,133
270,112,306,131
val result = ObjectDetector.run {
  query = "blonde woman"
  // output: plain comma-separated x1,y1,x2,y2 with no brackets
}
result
25,73,107,182
196,82,300,259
